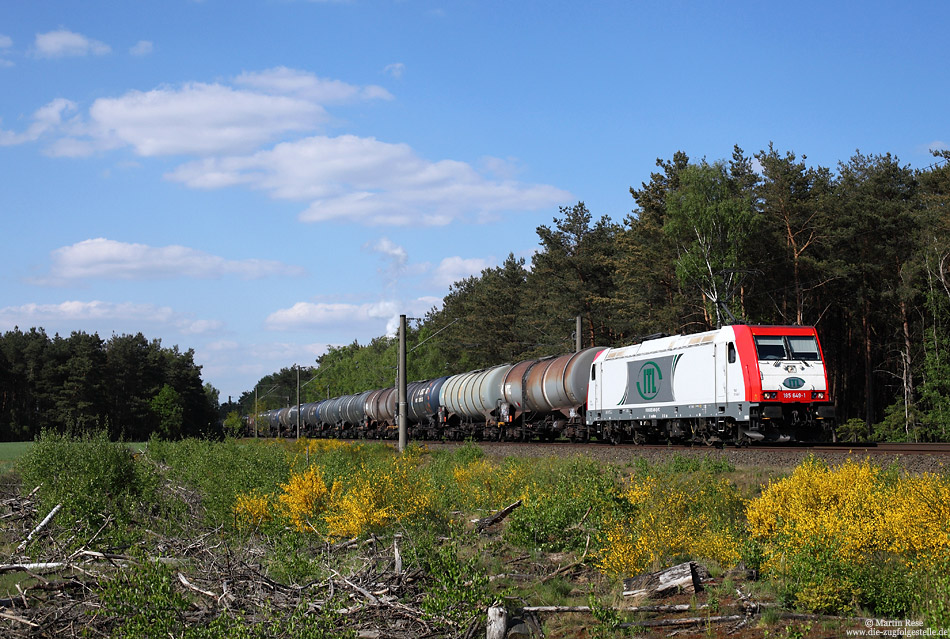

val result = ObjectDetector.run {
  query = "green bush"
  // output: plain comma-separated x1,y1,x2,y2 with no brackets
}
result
412,533,495,627
17,429,161,543
506,456,617,552
147,437,290,527
99,560,190,639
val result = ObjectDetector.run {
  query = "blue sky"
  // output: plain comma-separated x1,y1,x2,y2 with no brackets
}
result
1,1,947,403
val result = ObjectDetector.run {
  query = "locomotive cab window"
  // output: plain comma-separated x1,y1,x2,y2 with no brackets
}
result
788,336,821,361
754,335,787,360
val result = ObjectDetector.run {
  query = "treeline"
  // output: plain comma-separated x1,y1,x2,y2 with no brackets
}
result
0,328,219,441
243,145,950,442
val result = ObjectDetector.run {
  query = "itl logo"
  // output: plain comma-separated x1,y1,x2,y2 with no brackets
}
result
637,361,662,400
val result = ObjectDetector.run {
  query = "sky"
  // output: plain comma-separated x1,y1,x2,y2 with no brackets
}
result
1,1,948,404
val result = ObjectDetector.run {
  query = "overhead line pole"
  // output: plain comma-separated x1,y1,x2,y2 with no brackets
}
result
398,314,408,453
296,365,301,440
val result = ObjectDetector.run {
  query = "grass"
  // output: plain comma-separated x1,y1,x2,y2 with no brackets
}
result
6,434,950,637
0,440,150,476
0,441,33,475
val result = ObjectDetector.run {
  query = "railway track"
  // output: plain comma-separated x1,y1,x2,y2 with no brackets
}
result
418,439,950,454
333,435,950,456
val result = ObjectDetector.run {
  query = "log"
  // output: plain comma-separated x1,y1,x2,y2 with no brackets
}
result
622,561,704,598
523,603,705,614
620,614,746,629
0,562,67,574
486,603,508,639
475,500,522,533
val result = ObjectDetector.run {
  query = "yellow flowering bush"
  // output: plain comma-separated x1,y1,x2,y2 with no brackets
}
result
596,473,743,577
746,457,950,567
233,443,438,538
745,456,950,617
233,491,273,529
452,458,528,512
277,466,334,532
324,453,434,537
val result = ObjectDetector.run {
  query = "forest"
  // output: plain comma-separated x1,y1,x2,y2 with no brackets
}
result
245,145,950,443
2,144,948,442
0,329,219,441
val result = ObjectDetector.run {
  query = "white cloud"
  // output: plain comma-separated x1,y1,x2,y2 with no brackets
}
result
180,319,224,335
84,83,325,156
0,35,12,48
130,40,153,56
235,67,392,102
431,256,492,288
0,98,77,146
35,238,305,283
266,300,400,330
0,300,220,335
33,29,110,58
366,237,409,278
383,62,405,79
4,67,571,227
265,297,439,340
168,134,572,226
28,69,390,157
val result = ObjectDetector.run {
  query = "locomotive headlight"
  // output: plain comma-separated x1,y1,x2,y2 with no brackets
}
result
812,391,825,399
764,392,778,399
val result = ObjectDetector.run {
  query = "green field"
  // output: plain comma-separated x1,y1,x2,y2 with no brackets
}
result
0,440,33,474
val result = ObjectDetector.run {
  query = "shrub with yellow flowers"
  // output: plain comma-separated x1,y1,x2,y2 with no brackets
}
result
746,457,950,567
595,471,744,577
324,450,435,537
235,443,439,538
451,457,529,512
233,491,274,530
277,466,334,532
745,456,950,618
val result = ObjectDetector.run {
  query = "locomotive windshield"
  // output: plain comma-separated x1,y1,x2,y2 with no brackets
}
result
755,335,822,361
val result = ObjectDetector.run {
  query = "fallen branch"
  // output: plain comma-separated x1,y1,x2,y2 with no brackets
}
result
16,503,62,553
178,572,220,602
620,614,747,629
0,562,68,574
474,499,522,533
523,604,708,614
540,534,590,583
0,610,38,628
330,569,379,606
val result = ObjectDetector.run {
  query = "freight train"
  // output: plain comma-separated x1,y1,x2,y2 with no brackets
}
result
255,324,835,445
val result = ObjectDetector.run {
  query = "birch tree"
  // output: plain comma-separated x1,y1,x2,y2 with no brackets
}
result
664,162,758,327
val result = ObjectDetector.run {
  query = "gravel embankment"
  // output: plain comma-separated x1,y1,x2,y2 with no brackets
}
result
420,441,950,474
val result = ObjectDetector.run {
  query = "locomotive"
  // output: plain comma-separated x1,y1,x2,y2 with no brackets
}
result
256,324,835,445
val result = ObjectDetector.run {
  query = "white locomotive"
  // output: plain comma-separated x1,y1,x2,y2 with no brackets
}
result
586,325,835,445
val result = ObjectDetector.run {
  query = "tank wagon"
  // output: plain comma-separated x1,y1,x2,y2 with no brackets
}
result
254,325,834,445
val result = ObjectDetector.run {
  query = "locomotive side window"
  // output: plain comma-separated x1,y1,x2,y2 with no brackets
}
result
788,336,821,361
728,342,736,363
754,336,787,360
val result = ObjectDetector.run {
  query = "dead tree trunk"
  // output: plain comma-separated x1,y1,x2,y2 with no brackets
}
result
622,561,705,598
